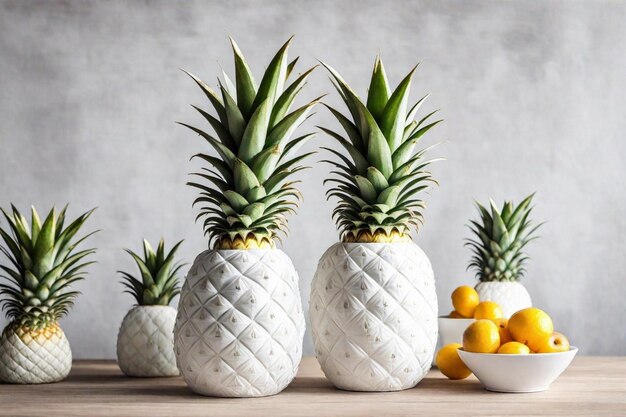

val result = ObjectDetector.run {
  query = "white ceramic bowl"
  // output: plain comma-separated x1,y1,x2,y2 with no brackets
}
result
437,316,474,346
458,347,578,393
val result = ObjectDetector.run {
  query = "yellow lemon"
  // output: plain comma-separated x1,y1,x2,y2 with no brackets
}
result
473,301,503,320
451,286,480,318
449,310,465,319
463,319,500,353
536,331,570,353
508,308,554,351
490,318,512,344
436,343,472,380
497,341,531,354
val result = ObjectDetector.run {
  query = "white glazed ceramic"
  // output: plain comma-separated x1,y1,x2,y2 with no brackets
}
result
117,305,179,377
0,324,72,384
458,347,578,393
475,281,532,318
174,249,304,397
437,317,474,347
310,242,438,392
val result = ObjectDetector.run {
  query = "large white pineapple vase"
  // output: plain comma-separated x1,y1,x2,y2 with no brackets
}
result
173,37,316,397
175,250,304,397
0,205,96,384
116,239,183,377
310,58,441,391
467,194,541,318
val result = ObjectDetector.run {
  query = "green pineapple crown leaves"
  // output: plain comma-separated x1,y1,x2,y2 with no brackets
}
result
119,238,184,306
319,56,442,241
0,205,97,329
466,193,542,282
180,37,320,248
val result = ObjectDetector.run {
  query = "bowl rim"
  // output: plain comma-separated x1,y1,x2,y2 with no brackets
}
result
437,315,475,320
458,346,578,357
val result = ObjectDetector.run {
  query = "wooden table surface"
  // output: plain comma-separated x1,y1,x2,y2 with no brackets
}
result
1,356,624,416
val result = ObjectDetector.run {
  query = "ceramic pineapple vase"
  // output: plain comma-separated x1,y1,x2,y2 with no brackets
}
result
467,194,540,318
0,323,72,384
0,205,96,384
173,38,316,396
309,56,442,391
117,305,179,377
310,242,437,391
115,238,183,377
174,249,304,397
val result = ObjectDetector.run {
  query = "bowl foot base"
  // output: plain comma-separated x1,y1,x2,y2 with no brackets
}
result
484,385,550,393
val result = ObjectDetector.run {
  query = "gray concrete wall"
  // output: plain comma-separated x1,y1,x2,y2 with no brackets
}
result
0,0,624,357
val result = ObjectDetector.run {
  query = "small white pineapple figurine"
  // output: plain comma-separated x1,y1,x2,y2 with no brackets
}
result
173,37,316,397
310,57,441,391
116,238,183,377
467,194,542,318
0,205,96,384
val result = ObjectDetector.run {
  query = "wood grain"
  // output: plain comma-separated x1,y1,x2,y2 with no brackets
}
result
1,357,624,416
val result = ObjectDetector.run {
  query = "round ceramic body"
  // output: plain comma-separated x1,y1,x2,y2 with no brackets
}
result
116,305,179,377
475,281,532,318
0,322,72,384
174,249,305,397
310,242,438,392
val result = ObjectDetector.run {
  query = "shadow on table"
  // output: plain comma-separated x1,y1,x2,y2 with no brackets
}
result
287,375,485,395
56,371,486,401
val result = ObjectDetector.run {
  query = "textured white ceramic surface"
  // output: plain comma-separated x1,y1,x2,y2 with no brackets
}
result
475,281,532,318
116,305,178,377
458,347,578,393
310,242,438,392
0,325,72,384
174,249,305,397
437,317,474,347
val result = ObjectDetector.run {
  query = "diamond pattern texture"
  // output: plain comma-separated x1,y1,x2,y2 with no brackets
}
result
310,242,438,391
174,249,305,397
475,281,532,318
117,305,179,377
0,326,71,384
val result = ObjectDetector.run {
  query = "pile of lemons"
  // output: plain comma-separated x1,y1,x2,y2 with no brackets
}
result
437,286,571,380
447,285,503,319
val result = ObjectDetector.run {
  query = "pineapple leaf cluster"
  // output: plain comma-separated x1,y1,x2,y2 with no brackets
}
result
119,239,183,306
182,37,319,249
321,58,442,242
467,194,541,282
0,205,96,329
